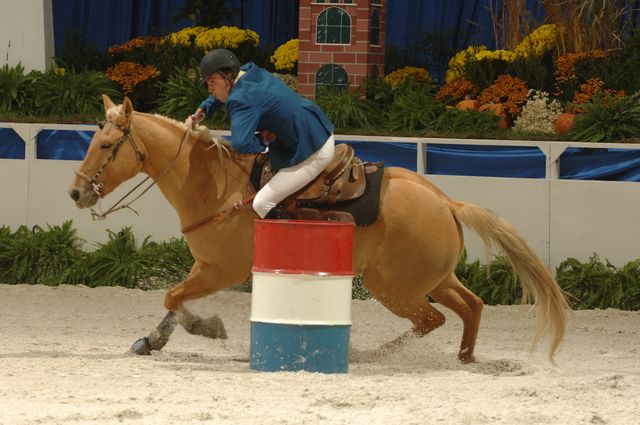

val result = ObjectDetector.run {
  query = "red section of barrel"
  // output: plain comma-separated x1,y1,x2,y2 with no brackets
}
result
252,220,355,275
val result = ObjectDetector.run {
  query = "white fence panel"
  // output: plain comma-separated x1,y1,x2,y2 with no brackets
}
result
1,123,639,268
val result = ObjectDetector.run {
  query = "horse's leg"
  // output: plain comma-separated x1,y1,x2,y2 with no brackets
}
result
429,273,484,364
130,262,231,355
365,269,447,351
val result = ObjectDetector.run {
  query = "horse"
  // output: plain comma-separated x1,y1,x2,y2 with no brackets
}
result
68,95,570,364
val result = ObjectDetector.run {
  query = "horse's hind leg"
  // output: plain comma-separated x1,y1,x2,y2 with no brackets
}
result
429,273,484,363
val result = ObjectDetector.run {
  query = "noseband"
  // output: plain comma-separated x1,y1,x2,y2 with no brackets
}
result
74,121,146,199
75,120,157,221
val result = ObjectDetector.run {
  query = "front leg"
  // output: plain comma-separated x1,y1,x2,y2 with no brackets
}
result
131,262,239,355
164,261,242,311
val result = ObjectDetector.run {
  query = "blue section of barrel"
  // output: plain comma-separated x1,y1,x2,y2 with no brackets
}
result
250,322,350,373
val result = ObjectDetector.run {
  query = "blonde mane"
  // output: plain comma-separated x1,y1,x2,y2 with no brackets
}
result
104,106,232,158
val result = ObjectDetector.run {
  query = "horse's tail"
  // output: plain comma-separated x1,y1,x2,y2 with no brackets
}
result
451,201,570,361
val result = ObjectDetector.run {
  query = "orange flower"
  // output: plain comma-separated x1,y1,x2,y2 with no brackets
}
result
106,62,160,94
478,75,529,117
436,77,477,104
573,78,625,105
554,50,606,95
107,36,159,56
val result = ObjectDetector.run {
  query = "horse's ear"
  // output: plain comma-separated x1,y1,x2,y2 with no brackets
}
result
122,96,134,116
102,94,115,111
116,97,134,127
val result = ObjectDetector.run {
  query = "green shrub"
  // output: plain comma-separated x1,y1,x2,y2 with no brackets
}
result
0,222,638,310
86,228,156,288
316,87,377,129
429,109,501,134
54,31,112,73
362,77,395,109
156,67,209,119
0,221,85,284
571,94,640,143
0,64,36,114
143,237,194,287
505,53,555,94
464,58,509,93
352,273,372,300
386,83,445,131
30,70,120,117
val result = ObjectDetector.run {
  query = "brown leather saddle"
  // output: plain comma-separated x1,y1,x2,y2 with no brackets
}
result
254,144,377,222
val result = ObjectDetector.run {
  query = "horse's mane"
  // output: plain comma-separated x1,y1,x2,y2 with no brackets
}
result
105,105,232,156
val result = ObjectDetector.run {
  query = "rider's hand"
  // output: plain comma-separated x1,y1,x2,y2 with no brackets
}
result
185,109,205,129
259,130,276,144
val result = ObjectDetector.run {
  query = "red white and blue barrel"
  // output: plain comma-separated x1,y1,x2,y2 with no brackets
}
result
250,220,355,373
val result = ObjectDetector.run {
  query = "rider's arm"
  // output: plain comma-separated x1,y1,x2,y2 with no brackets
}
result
198,95,218,117
228,102,267,154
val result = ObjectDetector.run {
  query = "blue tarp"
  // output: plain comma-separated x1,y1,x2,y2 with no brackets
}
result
340,141,416,171
427,144,546,178
4,129,640,181
559,147,640,181
36,130,93,160
0,128,25,159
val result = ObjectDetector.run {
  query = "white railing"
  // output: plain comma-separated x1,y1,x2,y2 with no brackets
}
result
2,122,639,270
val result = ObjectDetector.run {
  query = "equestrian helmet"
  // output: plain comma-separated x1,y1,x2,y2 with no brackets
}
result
199,49,240,85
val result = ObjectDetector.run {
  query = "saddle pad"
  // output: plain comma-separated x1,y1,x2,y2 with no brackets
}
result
297,165,384,227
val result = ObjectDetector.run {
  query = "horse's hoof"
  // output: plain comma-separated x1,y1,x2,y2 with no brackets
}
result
202,315,228,340
130,337,152,355
458,350,475,364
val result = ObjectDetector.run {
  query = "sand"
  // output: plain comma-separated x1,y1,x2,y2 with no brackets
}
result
0,284,639,425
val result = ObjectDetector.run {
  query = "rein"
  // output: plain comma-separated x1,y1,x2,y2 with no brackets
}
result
76,118,256,232
180,192,255,235
75,121,190,221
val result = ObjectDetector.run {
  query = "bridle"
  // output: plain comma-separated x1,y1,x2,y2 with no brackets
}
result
74,120,187,221
75,121,146,199
75,117,256,232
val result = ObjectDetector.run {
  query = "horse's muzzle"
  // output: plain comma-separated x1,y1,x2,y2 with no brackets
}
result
68,184,99,209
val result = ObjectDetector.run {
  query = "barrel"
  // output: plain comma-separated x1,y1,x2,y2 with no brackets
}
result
250,220,355,373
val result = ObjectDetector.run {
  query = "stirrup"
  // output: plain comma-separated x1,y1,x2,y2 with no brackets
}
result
264,206,290,220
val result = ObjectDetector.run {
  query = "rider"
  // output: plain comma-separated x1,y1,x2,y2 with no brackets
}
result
186,48,335,220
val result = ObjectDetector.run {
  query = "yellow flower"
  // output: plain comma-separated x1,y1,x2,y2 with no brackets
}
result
384,66,431,88
53,67,66,76
195,26,259,51
445,45,487,83
164,26,208,47
475,49,515,62
271,39,298,72
514,24,558,58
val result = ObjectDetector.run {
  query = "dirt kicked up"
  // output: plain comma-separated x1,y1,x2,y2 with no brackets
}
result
0,284,638,425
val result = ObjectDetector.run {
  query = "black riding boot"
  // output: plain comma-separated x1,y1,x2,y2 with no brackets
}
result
264,206,291,219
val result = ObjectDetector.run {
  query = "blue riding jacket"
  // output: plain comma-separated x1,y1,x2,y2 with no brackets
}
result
199,63,334,171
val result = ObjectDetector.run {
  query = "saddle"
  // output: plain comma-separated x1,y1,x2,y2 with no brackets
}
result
252,144,377,223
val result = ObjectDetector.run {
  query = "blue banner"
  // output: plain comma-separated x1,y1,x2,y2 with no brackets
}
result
559,148,640,182
426,144,546,178
36,130,94,160
0,128,25,159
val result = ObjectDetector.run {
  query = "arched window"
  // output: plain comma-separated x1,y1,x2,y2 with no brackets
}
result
371,0,381,5
370,9,380,46
316,7,351,44
315,64,349,97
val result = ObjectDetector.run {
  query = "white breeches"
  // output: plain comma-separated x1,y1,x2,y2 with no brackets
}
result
253,135,335,218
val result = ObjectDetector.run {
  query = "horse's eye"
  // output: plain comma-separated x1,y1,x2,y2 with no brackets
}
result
100,143,113,149
98,122,104,130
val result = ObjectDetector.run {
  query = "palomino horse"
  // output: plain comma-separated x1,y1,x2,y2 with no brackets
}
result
69,96,570,363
